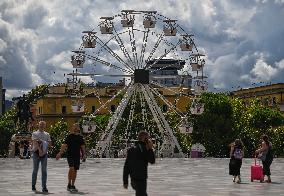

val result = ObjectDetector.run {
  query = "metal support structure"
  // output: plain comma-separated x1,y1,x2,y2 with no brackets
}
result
84,53,132,74
139,28,150,68
95,83,135,157
113,27,136,69
145,33,164,64
140,84,167,156
145,40,182,70
96,36,134,71
126,87,137,134
128,26,139,69
144,85,184,157
68,10,207,159
149,86,184,117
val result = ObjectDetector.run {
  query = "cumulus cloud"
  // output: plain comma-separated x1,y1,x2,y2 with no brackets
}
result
0,0,284,100
250,59,277,82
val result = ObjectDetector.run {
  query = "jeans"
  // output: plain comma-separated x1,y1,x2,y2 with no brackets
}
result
131,180,147,196
32,152,48,189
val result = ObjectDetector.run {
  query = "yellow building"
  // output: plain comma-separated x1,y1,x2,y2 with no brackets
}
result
34,83,193,130
231,83,284,113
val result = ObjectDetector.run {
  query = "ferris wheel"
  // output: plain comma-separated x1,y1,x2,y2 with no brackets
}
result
68,10,207,158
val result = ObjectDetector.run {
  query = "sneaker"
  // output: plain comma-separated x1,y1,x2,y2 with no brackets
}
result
238,176,241,183
32,185,36,192
70,185,78,192
42,188,48,193
67,184,72,191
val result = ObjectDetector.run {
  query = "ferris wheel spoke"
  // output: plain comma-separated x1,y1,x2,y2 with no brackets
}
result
141,84,166,134
96,83,136,156
148,86,184,117
128,27,139,69
113,27,136,69
145,33,164,65
145,40,181,70
139,28,150,68
84,53,132,74
138,88,147,128
126,87,137,134
93,81,133,115
95,37,134,72
143,84,184,157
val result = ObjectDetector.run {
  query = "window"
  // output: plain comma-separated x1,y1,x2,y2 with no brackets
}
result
62,106,67,114
92,106,96,113
162,104,168,112
111,105,116,112
272,97,277,105
38,107,41,114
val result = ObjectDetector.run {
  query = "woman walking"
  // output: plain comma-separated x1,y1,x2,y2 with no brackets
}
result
229,139,244,183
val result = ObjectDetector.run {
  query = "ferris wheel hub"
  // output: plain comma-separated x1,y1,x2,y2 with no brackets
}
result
134,69,149,84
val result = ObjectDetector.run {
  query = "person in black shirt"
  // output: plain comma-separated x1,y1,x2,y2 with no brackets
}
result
56,123,86,192
123,131,155,196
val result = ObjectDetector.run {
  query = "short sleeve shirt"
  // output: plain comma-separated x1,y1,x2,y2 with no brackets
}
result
32,130,51,151
64,134,85,157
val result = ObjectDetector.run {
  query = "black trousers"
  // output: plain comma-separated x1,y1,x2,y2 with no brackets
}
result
262,159,273,176
131,180,147,196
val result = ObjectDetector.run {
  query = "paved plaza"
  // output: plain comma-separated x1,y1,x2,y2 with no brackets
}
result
0,158,283,196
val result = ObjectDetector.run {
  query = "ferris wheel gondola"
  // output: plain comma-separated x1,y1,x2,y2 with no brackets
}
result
178,117,193,134
142,11,157,28
121,10,135,27
82,115,96,133
82,31,97,48
163,20,177,36
180,35,194,51
71,51,85,68
190,98,205,115
99,17,114,34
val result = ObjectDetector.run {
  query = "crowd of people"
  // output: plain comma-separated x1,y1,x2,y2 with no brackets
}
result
29,120,274,195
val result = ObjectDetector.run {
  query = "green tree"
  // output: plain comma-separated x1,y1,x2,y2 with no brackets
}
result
0,107,17,157
49,120,69,157
190,93,234,157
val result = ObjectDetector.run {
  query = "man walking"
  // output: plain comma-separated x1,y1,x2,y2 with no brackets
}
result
123,131,155,196
32,121,51,193
56,123,86,192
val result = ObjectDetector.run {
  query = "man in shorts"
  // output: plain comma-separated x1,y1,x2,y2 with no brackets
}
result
56,123,86,192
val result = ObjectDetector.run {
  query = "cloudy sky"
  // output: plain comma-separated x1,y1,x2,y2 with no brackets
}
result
1,0,284,100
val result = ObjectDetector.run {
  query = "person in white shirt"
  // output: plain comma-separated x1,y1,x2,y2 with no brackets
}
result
31,121,51,193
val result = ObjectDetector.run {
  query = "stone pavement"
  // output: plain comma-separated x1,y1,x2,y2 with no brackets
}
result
0,158,283,196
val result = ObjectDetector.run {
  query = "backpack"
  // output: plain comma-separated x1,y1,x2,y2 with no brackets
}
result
233,148,243,159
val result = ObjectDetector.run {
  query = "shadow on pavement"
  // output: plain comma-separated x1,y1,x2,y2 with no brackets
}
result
69,191,89,195
34,191,54,194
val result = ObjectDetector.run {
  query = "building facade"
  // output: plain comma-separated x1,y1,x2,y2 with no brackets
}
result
148,59,192,88
231,83,284,113
34,59,194,129
34,83,193,130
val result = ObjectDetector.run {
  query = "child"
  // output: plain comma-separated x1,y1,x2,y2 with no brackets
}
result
229,139,244,183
